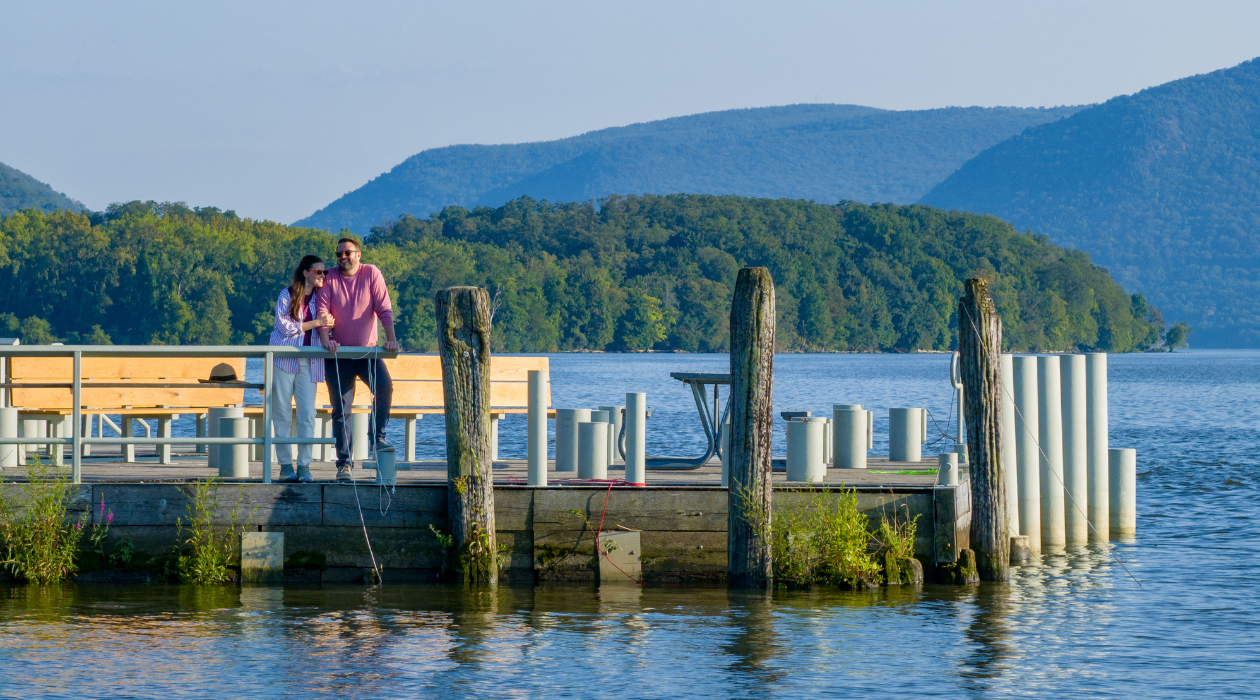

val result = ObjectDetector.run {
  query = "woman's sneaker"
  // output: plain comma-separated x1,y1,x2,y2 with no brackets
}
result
278,464,298,483
297,465,313,483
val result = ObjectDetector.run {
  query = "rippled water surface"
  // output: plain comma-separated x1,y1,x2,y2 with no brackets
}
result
4,351,1258,698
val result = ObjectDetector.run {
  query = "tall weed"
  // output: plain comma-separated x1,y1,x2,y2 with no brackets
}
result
175,478,247,584
0,459,86,584
770,486,880,588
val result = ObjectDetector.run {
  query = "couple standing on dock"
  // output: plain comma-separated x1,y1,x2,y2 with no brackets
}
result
267,237,400,483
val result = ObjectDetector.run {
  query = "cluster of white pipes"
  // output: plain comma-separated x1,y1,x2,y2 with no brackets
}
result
553,390,648,486
1002,353,1136,549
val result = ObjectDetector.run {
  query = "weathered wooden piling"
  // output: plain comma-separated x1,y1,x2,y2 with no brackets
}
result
727,267,775,588
436,286,497,584
958,278,1009,581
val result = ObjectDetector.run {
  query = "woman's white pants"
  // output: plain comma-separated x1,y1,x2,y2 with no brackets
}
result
271,358,317,467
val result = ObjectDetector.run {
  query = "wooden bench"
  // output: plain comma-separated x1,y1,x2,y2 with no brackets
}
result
8,357,247,465
304,354,552,462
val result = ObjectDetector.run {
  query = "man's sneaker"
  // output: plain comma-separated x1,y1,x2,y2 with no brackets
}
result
375,439,395,454
278,464,298,483
336,465,354,482
296,465,314,483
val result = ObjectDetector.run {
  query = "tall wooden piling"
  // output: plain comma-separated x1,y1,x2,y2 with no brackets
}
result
436,286,497,584
727,267,775,588
958,278,1009,581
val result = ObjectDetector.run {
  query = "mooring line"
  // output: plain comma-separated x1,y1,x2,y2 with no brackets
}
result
959,304,1142,586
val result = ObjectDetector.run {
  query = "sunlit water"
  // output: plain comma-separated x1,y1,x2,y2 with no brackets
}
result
3,351,1257,697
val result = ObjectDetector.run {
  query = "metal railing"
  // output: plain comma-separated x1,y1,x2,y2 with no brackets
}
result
0,345,396,484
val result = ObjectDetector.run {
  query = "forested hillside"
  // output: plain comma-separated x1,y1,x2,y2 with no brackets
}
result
296,104,1079,235
1,196,1162,353
922,57,1260,347
0,162,83,217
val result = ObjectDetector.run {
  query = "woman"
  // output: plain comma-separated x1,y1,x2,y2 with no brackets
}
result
269,255,335,483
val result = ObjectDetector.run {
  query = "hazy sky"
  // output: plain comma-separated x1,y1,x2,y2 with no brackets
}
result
2,1,1259,224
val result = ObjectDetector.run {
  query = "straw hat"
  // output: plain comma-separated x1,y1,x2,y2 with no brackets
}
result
199,363,238,383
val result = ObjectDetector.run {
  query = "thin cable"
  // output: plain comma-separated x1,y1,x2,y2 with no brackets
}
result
331,347,383,584
959,303,1140,586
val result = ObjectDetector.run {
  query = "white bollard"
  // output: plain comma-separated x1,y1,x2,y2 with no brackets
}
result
351,412,370,461
785,419,826,482
719,423,730,487
527,370,547,486
207,407,244,472
867,409,874,450
590,410,613,468
832,405,868,469
488,415,498,461
375,449,397,486
1000,354,1019,536
1061,354,1089,544
1109,448,1136,538
1086,353,1110,542
938,452,959,486
599,404,625,464
0,407,17,468
1013,355,1041,550
577,421,608,480
824,418,832,465
219,416,250,478
625,393,647,486
554,409,591,473
888,408,923,462
1037,355,1066,549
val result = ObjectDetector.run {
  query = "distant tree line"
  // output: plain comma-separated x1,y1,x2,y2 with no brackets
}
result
0,195,1174,352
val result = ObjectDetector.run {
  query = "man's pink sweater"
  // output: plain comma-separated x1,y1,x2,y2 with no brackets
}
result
314,264,394,347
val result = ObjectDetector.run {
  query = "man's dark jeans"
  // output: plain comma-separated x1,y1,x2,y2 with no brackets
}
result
323,357,392,467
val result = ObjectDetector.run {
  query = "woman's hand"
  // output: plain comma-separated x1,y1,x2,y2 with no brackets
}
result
317,311,336,328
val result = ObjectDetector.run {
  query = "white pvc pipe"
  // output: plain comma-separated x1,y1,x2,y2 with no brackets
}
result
938,452,959,486
888,408,922,462
1000,354,1018,536
1086,353,1110,542
0,407,17,468
488,415,498,461
1060,354,1089,544
527,370,547,486
867,410,873,450
207,407,243,472
1109,447,1136,538
832,405,867,469
590,410,613,472
219,416,250,478
625,393,647,486
1037,355,1066,549
599,404,625,465
785,419,826,482
554,409,591,473
719,423,730,487
351,412,370,461
1012,355,1041,550
577,421,608,480
824,418,833,465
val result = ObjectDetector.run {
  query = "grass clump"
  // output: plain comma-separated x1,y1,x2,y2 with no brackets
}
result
174,478,248,584
0,459,86,584
770,487,881,588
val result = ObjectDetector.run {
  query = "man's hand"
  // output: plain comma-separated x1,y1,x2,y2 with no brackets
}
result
382,324,399,353
383,339,400,353
322,336,340,354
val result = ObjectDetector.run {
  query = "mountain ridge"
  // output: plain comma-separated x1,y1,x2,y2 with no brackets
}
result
0,162,84,218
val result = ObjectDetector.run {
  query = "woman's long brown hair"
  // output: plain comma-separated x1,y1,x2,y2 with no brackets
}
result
287,255,323,322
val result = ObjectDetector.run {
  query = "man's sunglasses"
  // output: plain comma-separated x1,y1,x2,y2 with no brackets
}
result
335,250,358,257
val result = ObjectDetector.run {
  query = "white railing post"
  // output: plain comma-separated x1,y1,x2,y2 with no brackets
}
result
72,351,82,483
527,370,547,486
262,351,273,483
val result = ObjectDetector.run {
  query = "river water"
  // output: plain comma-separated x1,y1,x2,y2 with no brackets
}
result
2,350,1257,697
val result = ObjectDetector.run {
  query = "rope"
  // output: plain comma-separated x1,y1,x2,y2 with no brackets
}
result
958,303,1140,586
331,346,383,584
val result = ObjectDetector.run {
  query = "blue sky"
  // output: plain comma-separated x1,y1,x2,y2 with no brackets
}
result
2,0,1259,223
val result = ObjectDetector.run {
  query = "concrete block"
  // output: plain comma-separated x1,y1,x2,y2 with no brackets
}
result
241,532,284,584
597,530,641,581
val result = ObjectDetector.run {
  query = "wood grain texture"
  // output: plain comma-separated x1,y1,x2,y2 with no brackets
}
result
436,286,498,584
958,278,1008,581
727,267,775,588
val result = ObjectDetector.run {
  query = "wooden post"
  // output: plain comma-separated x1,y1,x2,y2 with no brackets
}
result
436,286,497,584
727,267,775,588
958,278,1009,581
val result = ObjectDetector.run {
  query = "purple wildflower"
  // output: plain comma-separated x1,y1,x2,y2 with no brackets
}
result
75,522,83,530
107,512,114,524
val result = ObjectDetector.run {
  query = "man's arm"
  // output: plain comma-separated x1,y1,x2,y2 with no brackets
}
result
371,266,400,352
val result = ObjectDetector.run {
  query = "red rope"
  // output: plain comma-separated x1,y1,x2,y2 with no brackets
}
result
593,480,642,584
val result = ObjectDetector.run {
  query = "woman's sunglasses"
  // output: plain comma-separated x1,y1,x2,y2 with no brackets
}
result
310,269,327,276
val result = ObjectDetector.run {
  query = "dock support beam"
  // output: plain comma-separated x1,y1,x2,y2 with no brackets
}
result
727,267,775,589
1087,353,1110,542
958,278,1008,581
1109,448,1136,539
436,285,497,584
999,354,1018,535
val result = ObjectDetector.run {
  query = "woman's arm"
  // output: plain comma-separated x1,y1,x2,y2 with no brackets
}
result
273,289,303,339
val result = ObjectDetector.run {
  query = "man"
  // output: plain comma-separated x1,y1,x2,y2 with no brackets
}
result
315,237,401,481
